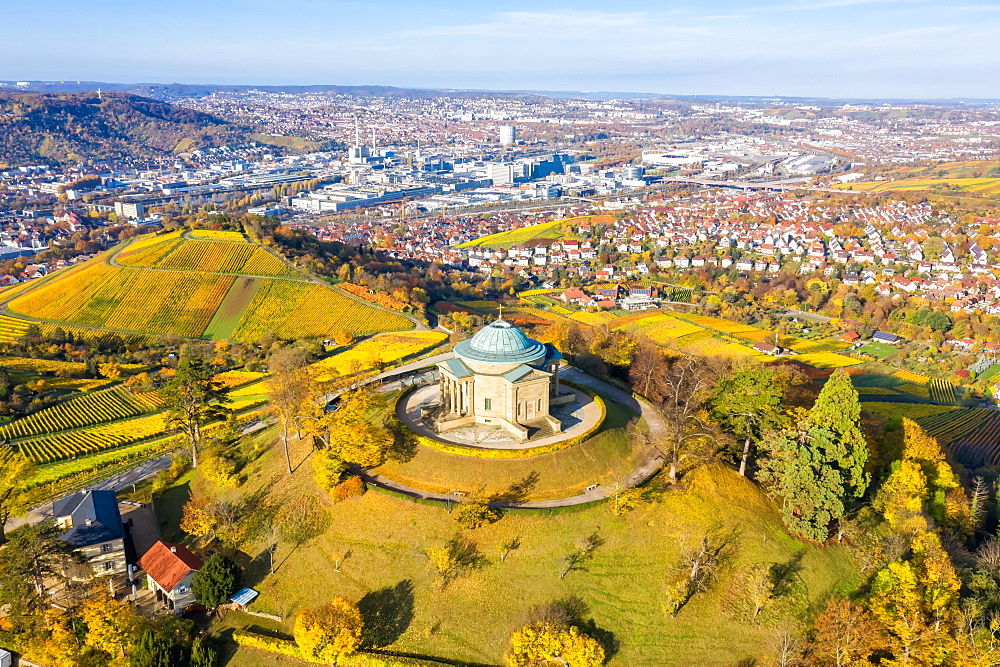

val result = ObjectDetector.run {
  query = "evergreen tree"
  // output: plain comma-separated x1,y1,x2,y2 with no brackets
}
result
807,368,870,497
758,426,847,542
129,629,172,667
189,636,219,667
192,554,240,608
162,355,230,468
710,365,790,476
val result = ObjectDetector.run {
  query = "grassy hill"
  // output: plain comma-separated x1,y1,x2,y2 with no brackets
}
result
2,231,413,342
457,214,613,249
186,428,859,666
0,91,253,165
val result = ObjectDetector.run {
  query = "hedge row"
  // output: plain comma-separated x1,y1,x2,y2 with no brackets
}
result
233,630,447,666
395,380,608,460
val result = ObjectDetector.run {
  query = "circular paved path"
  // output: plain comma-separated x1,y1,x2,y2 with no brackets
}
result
357,365,667,509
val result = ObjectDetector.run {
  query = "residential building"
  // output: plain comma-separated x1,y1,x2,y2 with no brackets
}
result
138,541,203,614
53,490,126,577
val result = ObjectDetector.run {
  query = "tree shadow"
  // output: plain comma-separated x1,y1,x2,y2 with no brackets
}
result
770,551,804,598
238,546,273,589
491,472,540,504
387,420,418,463
358,580,415,648
292,442,314,474
155,480,191,543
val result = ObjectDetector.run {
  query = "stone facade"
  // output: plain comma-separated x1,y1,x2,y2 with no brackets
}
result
436,319,574,441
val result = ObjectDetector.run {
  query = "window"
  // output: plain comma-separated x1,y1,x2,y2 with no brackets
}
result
484,398,491,410
104,562,113,571
537,399,542,411
517,402,521,416
101,544,111,553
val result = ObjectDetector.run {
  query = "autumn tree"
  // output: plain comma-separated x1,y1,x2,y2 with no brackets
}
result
81,590,139,661
453,497,504,530
426,536,485,590
810,600,888,666
266,347,310,474
293,597,364,664
868,532,961,664
0,447,35,544
874,419,963,534
505,622,605,667
323,388,394,467
162,355,230,468
663,531,727,617
648,357,717,483
628,340,666,398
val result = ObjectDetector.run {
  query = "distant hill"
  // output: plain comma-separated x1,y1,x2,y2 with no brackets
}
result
0,91,253,165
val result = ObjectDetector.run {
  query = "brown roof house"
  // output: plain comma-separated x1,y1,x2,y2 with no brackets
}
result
138,541,203,614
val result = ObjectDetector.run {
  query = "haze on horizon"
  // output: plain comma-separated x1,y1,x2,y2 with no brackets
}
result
4,0,1000,100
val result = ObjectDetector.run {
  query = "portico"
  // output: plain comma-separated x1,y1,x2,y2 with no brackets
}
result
435,318,574,442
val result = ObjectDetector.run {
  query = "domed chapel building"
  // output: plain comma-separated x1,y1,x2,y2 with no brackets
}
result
435,318,576,442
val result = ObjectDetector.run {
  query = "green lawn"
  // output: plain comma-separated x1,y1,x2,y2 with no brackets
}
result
374,399,642,500
859,341,898,360
152,422,861,666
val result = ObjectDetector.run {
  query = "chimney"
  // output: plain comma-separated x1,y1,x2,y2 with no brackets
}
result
170,546,177,553
85,519,92,526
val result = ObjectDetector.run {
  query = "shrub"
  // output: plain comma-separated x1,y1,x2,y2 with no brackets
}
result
453,500,503,529
332,476,366,500
313,449,347,492
293,597,363,664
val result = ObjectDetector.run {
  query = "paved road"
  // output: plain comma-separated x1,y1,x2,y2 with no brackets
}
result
4,456,173,533
356,366,667,508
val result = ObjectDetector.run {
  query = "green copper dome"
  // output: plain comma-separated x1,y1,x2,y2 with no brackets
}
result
454,319,547,365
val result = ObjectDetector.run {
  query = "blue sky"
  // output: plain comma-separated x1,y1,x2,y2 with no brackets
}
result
3,0,1000,98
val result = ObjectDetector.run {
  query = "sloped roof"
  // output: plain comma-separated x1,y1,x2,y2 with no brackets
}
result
139,541,203,592
442,358,474,378
53,490,124,547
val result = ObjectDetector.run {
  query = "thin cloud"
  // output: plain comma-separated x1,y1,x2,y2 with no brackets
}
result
751,0,928,11
403,10,710,38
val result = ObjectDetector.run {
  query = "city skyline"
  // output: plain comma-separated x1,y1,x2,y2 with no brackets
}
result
3,0,1000,99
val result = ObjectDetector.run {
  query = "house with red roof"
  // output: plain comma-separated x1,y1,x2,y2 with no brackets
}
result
138,541,203,613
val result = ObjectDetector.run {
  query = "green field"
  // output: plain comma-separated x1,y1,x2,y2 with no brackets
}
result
858,341,898,359
202,277,263,340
